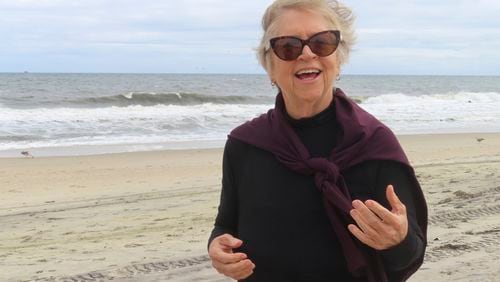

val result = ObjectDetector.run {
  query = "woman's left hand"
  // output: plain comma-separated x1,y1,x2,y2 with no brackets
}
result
347,185,408,250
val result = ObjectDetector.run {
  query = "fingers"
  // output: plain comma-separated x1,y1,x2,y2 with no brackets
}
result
364,199,397,226
386,185,406,214
209,234,246,264
351,200,387,228
352,185,406,225
348,185,409,250
233,265,255,280
208,234,255,280
214,250,247,264
213,258,255,279
348,223,376,248
218,233,243,249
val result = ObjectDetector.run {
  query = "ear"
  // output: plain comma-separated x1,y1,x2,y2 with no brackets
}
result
334,53,341,74
268,72,276,85
333,55,341,83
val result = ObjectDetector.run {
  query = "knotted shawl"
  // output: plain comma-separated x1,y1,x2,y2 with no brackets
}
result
229,88,427,282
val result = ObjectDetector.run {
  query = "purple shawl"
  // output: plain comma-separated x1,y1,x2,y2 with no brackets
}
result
229,88,427,281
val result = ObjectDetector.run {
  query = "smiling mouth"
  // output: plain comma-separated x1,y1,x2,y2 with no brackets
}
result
295,69,322,80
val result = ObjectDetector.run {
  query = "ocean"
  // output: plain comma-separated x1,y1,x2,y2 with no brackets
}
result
1,73,499,157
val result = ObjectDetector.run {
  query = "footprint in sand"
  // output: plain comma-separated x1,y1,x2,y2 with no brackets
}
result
20,235,33,243
124,243,144,248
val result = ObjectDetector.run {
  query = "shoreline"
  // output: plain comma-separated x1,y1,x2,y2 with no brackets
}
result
0,139,227,158
0,133,499,281
1,132,499,159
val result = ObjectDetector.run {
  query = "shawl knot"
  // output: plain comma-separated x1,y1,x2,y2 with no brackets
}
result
309,157,341,193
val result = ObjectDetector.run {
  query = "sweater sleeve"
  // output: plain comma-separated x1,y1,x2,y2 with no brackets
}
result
374,160,425,271
208,139,239,247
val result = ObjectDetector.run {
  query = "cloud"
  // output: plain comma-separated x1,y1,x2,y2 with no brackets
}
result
346,0,500,28
0,1,268,59
342,0,500,75
0,0,499,74
357,27,500,51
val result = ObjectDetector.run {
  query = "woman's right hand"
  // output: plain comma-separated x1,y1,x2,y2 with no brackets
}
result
208,233,255,280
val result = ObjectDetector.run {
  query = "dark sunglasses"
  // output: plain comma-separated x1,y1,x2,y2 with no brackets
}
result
269,30,341,61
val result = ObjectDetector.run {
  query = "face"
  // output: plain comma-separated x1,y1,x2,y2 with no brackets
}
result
269,8,340,118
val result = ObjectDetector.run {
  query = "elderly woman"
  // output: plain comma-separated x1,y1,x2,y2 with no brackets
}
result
208,0,427,281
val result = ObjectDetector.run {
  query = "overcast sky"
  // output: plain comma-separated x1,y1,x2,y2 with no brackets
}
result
1,0,499,75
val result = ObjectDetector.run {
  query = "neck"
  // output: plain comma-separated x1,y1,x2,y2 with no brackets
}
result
283,91,334,120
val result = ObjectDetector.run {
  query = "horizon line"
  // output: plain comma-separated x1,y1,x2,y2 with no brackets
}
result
1,71,499,77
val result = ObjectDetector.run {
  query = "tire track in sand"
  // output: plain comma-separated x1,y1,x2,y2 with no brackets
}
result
28,255,211,282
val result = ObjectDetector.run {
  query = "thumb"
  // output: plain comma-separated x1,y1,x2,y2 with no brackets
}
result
219,234,243,249
386,185,403,213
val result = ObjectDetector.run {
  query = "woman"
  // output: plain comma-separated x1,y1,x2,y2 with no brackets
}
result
208,0,427,281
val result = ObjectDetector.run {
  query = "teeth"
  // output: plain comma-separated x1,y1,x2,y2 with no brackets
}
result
296,69,321,75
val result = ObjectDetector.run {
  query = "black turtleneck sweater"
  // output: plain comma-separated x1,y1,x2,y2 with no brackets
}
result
209,103,424,281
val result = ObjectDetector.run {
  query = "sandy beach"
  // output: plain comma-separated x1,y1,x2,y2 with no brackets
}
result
1,133,499,282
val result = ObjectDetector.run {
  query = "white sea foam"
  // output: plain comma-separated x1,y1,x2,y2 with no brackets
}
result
362,91,500,104
0,103,272,151
1,73,500,155
2,91,500,152
360,92,500,134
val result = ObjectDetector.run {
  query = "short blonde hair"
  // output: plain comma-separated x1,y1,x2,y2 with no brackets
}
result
257,0,356,73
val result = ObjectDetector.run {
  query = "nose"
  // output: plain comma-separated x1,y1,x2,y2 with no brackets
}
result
298,44,317,60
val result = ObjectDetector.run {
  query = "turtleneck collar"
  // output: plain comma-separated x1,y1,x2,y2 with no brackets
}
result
284,98,336,129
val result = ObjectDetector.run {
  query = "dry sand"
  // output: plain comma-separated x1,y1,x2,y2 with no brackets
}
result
0,133,499,281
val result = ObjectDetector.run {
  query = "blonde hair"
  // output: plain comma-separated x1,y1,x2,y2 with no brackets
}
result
257,0,356,73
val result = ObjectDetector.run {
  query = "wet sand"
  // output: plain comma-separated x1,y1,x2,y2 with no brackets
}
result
0,133,499,281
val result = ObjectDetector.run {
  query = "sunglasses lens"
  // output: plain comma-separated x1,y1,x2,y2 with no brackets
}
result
270,31,340,61
309,31,339,57
271,38,303,61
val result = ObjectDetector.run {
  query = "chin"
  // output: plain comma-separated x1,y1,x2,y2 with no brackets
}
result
298,90,325,102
